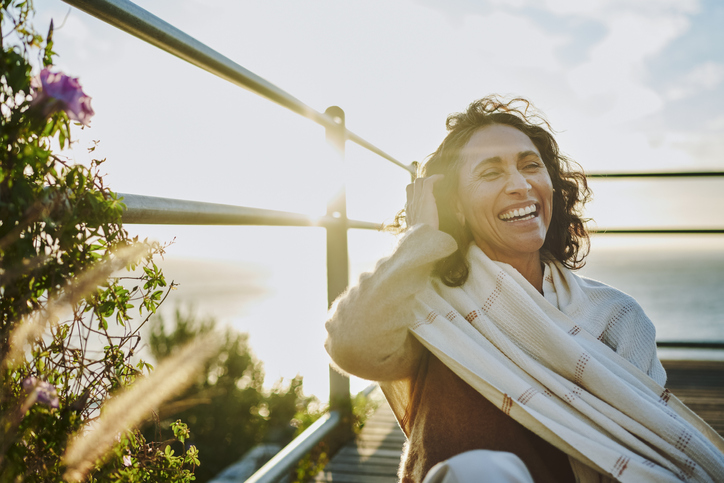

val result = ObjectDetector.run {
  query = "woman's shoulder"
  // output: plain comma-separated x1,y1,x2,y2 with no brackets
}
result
555,262,640,306
549,262,665,384
545,261,652,339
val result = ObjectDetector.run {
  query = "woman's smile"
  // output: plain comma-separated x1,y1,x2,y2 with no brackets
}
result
498,202,538,221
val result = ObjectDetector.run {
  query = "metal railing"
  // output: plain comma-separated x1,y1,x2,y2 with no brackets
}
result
60,0,724,481
585,170,724,234
587,171,724,178
118,193,380,230
244,411,341,483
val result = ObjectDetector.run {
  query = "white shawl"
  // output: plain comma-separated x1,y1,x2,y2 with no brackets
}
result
400,243,724,482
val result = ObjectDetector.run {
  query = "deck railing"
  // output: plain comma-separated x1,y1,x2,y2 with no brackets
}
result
60,0,724,480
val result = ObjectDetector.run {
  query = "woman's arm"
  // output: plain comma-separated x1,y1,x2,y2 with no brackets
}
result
326,173,454,381
325,223,457,381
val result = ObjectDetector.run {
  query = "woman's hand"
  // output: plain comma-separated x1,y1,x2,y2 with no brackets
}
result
405,174,444,231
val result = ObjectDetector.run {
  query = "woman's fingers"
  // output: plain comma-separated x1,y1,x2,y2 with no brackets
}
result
405,174,444,230
405,182,416,223
422,174,444,193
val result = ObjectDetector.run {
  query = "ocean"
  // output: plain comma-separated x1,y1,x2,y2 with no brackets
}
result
578,239,724,342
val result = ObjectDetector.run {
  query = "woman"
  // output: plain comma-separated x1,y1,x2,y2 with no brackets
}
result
325,96,724,483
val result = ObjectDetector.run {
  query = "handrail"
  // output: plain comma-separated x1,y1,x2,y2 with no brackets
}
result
345,131,413,173
118,194,724,234
588,228,724,234
584,171,724,233
118,193,380,230
657,341,724,350
245,411,341,483
61,0,416,175
118,193,724,234
587,171,724,178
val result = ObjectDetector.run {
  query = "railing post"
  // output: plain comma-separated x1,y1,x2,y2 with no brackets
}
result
324,106,353,436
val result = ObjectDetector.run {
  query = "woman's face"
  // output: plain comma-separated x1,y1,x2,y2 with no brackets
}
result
456,124,553,262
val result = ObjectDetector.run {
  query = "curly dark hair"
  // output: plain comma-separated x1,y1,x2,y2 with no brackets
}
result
392,95,591,287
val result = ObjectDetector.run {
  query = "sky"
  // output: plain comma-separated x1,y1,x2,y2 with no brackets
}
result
26,0,724,399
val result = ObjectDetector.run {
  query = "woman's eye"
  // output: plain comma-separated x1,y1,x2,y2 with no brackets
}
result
524,162,542,170
480,170,500,178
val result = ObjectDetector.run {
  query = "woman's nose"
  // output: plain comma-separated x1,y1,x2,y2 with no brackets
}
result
505,171,532,195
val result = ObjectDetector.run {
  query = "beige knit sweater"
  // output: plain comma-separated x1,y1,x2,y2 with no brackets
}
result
326,224,724,482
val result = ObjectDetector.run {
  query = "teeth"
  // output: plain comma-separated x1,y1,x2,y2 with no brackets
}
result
499,204,536,221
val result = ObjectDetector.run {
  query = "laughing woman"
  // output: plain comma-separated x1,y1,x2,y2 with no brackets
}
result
325,97,724,483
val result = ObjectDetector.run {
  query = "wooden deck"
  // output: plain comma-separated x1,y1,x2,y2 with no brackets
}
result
315,359,724,483
662,359,724,435
315,391,403,483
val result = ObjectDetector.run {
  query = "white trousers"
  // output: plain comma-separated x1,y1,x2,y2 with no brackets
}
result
421,450,535,483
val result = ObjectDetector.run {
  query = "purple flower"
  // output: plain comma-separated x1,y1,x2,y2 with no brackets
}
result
22,376,60,408
31,68,95,126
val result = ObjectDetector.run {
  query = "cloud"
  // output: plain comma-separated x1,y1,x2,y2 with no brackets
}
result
461,12,567,71
541,0,699,17
665,62,724,101
668,115,724,169
417,1,703,130
565,12,690,122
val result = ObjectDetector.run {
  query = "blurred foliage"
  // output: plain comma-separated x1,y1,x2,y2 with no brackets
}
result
145,308,323,482
85,421,199,483
1,1,196,480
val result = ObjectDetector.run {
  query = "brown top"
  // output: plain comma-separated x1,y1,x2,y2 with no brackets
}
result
399,350,576,483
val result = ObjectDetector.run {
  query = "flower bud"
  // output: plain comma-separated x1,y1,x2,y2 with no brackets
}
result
22,376,60,408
